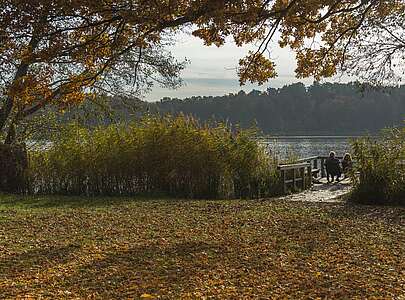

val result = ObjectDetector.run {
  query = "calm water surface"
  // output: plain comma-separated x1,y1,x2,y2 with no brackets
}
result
262,136,358,159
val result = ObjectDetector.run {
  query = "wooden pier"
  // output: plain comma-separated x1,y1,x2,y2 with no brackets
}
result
278,156,346,195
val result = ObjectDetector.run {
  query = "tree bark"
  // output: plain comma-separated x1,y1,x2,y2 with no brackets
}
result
0,35,40,139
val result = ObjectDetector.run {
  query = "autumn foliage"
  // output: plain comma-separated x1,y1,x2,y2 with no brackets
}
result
1,196,403,298
1,0,404,142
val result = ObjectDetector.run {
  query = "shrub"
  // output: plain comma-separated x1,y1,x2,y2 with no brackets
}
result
350,128,405,206
29,115,280,199
0,144,28,193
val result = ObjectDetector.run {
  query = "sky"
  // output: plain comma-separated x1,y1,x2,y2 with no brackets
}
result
145,32,348,102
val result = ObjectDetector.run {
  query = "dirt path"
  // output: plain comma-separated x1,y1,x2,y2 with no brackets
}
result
280,178,352,203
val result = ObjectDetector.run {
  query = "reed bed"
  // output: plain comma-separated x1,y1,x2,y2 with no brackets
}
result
351,128,405,205
29,115,280,198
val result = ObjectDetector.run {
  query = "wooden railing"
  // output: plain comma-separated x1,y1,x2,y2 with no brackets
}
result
278,155,349,195
277,162,311,194
296,156,344,179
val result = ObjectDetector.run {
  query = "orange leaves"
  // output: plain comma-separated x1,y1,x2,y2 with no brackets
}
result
238,51,277,85
1,0,404,134
57,74,92,106
0,197,404,298
8,74,53,108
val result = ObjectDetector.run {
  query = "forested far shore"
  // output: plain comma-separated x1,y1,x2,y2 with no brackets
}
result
150,82,405,135
61,82,405,136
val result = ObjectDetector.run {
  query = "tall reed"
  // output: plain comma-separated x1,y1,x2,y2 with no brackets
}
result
351,128,405,205
29,115,280,199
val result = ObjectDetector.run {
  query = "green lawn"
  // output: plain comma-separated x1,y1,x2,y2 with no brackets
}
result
0,194,404,299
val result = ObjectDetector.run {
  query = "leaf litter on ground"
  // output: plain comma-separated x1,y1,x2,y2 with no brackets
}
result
0,195,404,299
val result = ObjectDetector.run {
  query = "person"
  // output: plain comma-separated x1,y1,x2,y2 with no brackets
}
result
325,151,341,183
341,153,353,179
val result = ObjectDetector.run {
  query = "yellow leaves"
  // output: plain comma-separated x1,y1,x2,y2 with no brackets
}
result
295,48,344,80
18,46,35,64
56,74,96,107
233,26,266,47
238,51,277,86
1,0,403,124
1,197,404,299
61,91,87,106
8,74,53,107
70,32,113,70
192,27,226,47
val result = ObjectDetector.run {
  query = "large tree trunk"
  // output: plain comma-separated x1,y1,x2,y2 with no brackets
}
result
0,96,14,134
0,35,40,141
4,123,16,145
0,65,31,131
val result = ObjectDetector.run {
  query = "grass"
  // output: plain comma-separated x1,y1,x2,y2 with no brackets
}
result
0,194,404,299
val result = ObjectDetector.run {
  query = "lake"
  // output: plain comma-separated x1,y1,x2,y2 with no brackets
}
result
261,136,359,159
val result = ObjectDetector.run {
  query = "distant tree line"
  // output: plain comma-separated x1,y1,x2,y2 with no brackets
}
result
61,82,405,136
151,82,405,135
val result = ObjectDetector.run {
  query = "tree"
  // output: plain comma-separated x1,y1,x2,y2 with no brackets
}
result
151,82,405,135
1,0,403,143
234,0,404,86
0,1,190,142
277,0,405,86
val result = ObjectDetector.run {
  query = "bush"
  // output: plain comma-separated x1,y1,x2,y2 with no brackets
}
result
350,128,405,206
0,144,28,193
29,115,280,199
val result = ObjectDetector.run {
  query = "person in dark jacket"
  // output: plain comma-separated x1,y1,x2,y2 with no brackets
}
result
341,153,353,179
325,151,341,183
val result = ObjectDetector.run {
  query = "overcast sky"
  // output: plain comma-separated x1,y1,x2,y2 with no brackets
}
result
145,32,348,102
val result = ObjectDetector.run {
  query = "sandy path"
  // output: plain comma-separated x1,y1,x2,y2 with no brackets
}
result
280,178,352,203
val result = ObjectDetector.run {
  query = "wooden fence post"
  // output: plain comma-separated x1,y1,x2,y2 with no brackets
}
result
292,169,296,191
321,158,326,178
307,165,312,188
301,167,305,190
282,169,286,194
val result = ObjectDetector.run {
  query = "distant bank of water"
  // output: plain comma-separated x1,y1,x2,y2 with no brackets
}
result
261,136,360,159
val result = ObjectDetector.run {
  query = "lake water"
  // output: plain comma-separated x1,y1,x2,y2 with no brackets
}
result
261,136,358,159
